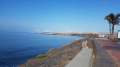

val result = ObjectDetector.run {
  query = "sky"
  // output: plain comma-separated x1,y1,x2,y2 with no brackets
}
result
0,0,120,33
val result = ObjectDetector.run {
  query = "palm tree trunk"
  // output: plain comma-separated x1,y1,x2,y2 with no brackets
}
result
109,23,112,35
108,23,112,39
112,24,114,35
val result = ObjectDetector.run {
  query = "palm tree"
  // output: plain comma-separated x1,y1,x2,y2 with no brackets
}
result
105,13,120,35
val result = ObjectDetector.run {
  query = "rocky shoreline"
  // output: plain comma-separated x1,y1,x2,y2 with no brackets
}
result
19,39,84,67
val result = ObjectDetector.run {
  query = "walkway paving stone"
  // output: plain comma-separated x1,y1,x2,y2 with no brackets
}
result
94,39,117,67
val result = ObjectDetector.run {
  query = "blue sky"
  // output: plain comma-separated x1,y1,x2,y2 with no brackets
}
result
0,0,120,33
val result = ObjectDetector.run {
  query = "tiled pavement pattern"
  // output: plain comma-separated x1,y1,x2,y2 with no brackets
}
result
94,39,117,67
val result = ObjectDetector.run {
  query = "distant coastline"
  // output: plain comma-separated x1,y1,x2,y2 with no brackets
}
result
40,32,99,37
40,32,81,36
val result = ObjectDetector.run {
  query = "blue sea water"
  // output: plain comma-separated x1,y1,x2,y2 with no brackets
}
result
0,32,80,66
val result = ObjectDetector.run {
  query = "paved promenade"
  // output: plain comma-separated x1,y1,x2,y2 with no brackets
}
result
65,40,93,67
95,38,120,67
66,38,119,67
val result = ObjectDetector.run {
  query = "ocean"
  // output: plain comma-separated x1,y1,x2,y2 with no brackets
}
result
0,32,80,66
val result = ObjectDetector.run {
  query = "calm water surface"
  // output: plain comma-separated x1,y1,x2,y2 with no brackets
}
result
0,32,80,66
